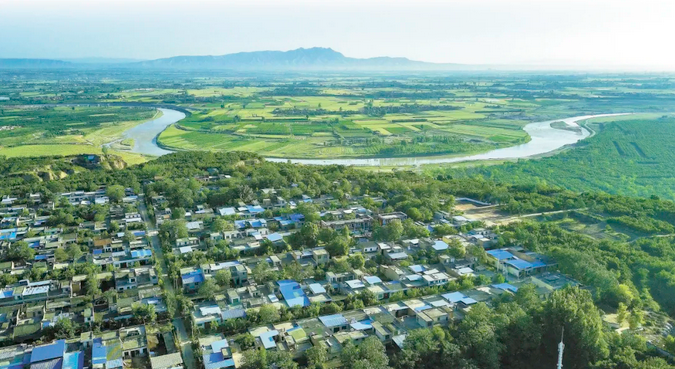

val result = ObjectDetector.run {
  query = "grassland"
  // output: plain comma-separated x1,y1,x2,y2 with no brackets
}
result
0,106,158,164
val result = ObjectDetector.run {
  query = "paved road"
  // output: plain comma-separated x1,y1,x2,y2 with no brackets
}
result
139,196,194,369
174,318,196,369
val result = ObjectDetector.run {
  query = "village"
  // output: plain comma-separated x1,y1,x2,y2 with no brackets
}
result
0,173,579,369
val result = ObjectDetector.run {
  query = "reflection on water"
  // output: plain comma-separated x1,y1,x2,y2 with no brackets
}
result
123,108,186,156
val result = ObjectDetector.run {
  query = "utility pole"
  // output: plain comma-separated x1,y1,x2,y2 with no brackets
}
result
557,327,565,369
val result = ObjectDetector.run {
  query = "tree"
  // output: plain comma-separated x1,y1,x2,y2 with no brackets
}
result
382,220,404,241
212,218,233,233
132,303,156,323
241,349,297,369
54,248,69,262
258,304,280,324
539,287,608,369
326,236,349,257
304,345,328,369
456,303,500,369
616,303,628,325
48,317,76,339
341,336,389,369
106,185,125,203
85,276,101,297
215,269,231,288
348,254,365,269
628,310,644,330
67,243,83,261
7,241,35,262
198,278,219,298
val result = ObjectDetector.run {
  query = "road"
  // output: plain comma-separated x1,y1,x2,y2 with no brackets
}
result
492,208,584,225
139,196,195,369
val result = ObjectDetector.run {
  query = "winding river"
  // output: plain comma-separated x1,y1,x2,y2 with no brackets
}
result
125,109,626,166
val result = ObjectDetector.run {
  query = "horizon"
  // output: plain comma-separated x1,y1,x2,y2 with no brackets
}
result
1,0,675,71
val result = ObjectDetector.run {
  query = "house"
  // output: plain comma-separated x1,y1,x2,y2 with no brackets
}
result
200,335,235,369
30,340,67,369
278,280,310,308
377,212,408,225
311,248,329,265
92,337,124,369
318,314,349,333
181,270,205,291
150,353,183,369
320,216,373,232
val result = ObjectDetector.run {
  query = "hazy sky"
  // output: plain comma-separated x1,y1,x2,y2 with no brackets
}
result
1,0,674,68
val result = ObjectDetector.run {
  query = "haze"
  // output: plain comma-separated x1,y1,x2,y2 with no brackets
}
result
1,0,674,69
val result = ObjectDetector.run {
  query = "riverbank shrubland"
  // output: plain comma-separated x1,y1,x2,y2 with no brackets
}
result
433,115,675,200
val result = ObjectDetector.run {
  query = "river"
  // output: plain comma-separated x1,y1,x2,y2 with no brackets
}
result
123,108,186,156
124,109,626,165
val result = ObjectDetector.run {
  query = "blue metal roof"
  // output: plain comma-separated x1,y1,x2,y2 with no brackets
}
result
530,260,547,268
432,240,449,251
30,358,62,369
247,205,264,214
409,265,425,273
486,249,515,261
234,220,246,229
350,319,373,331
259,330,279,350
278,280,310,307
92,339,106,365
505,259,533,270
181,270,205,284
442,292,467,303
289,214,305,222
31,340,65,363
62,352,83,369
319,314,347,328
492,283,518,293
266,233,283,242
203,353,235,369
363,276,382,285
221,309,246,320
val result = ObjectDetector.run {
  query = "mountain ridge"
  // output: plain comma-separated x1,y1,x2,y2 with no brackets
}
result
134,47,464,70
0,48,470,71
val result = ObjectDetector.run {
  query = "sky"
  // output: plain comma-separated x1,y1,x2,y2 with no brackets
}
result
1,0,674,69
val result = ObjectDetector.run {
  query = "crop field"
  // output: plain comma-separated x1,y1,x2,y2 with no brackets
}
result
4,73,675,162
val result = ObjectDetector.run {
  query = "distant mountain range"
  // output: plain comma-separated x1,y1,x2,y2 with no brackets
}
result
134,47,467,70
0,48,473,71
0,58,72,68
